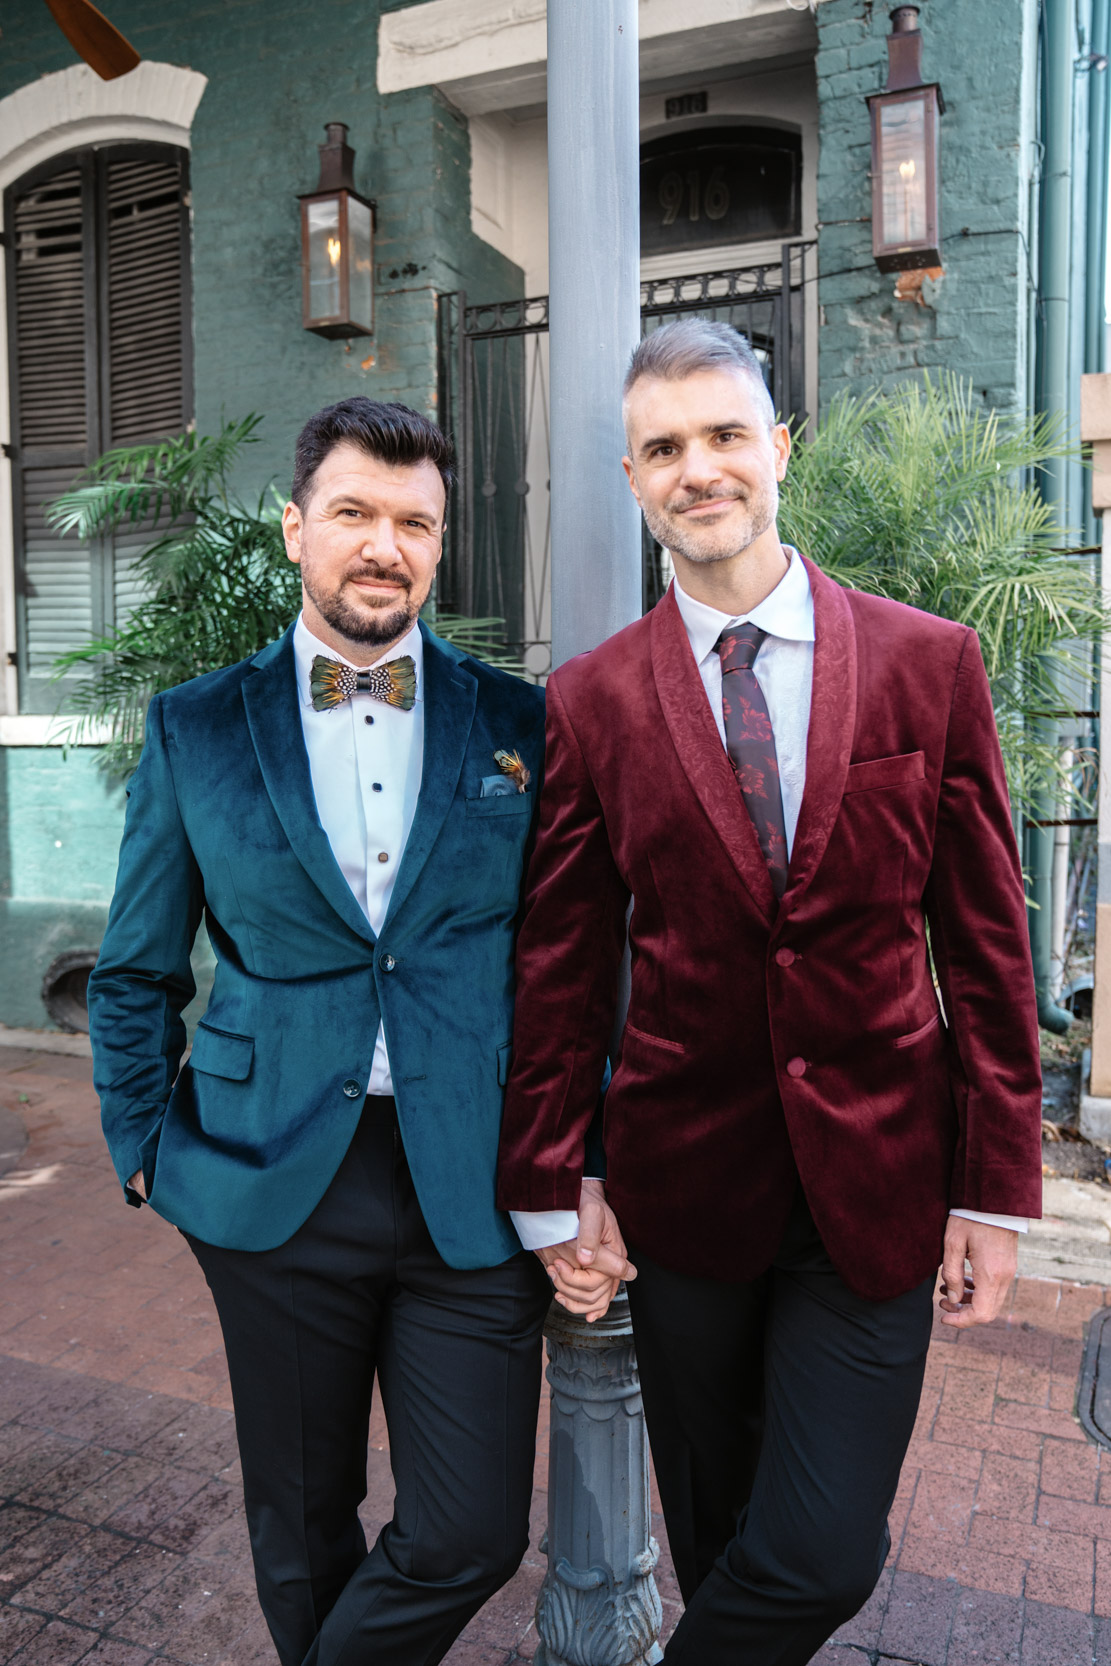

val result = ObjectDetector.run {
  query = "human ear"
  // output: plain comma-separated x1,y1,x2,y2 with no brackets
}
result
621,454,643,509
281,501,303,565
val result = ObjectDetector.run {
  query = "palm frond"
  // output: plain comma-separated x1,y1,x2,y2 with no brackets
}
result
779,375,1103,818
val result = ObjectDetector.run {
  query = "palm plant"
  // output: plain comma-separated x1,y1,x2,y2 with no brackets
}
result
47,417,521,779
777,373,1103,816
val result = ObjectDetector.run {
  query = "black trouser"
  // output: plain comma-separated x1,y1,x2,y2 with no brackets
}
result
627,1187,935,1666
187,1096,550,1666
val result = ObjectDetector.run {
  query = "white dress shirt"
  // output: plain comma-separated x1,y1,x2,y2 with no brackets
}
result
294,612,424,1095
511,550,1025,1251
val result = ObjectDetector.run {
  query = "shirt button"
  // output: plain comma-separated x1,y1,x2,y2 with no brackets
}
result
380,953,396,972
776,948,797,967
377,851,389,863
372,783,382,792
342,1079,362,1098
364,715,374,725
786,1057,807,1079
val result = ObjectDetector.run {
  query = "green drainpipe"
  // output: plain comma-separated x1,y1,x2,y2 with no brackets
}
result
1029,0,1077,1032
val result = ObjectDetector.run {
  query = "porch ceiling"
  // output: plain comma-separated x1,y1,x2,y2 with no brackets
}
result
378,0,821,117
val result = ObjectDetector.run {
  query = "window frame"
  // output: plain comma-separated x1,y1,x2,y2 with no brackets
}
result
4,141,193,715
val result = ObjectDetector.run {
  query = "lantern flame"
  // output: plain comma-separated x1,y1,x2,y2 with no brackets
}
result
327,237,342,266
899,158,916,182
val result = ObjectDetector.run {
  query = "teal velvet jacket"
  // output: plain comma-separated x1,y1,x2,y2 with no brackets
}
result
89,621,546,1267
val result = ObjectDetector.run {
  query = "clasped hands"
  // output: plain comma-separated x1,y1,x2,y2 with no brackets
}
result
533,1178,636,1322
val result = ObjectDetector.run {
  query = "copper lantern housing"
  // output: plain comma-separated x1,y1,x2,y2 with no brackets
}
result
866,7,944,273
299,123,375,339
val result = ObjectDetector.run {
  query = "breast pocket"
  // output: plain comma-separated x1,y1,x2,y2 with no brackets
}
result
844,751,926,794
464,794,533,818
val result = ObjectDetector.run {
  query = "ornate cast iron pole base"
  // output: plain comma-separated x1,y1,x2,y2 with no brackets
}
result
534,1291,664,1666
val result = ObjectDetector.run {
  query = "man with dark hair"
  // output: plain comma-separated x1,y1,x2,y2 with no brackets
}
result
90,396,627,1666
498,321,1043,1665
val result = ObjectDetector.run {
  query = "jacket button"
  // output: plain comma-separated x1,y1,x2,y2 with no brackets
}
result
380,953,396,972
786,1057,807,1079
775,948,797,967
342,1079,361,1098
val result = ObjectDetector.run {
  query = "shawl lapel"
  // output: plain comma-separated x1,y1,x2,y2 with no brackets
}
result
780,556,858,914
651,585,778,923
241,626,378,946
382,623,477,931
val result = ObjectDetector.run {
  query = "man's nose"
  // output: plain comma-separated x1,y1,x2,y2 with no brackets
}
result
359,523,403,565
678,444,723,491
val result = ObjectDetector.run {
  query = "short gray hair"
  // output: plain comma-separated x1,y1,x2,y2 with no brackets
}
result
623,319,776,428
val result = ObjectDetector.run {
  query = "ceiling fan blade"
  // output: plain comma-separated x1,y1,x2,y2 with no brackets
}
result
42,0,140,81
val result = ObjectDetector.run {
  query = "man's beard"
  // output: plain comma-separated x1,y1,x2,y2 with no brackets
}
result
642,476,778,565
302,561,419,647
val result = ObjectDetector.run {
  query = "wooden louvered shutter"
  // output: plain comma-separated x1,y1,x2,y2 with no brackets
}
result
6,145,191,714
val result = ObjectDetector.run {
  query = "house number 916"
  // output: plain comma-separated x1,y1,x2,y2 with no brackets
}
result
659,166,730,225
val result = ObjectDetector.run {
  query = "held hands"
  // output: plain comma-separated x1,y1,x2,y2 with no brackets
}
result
127,1168,147,1201
533,1179,637,1323
938,1217,1017,1328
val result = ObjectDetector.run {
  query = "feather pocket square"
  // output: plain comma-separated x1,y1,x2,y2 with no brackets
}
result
494,749,531,793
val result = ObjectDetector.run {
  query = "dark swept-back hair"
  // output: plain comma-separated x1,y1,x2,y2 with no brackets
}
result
623,318,776,428
290,397,456,509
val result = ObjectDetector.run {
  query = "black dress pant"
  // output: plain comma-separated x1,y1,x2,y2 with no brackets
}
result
627,1187,935,1666
187,1097,551,1666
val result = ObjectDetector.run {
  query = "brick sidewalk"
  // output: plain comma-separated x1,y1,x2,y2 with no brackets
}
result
0,1043,1108,1666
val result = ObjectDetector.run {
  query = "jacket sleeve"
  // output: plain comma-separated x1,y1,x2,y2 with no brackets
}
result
88,693,205,1200
497,674,629,1212
923,629,1043,1219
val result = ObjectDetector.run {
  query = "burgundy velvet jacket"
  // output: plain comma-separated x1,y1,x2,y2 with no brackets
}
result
496,558,1043,1301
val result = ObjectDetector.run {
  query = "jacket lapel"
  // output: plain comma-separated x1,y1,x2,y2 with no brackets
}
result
651,586,777,923
382,623,477,931
780,556,858,913
241,626,377,946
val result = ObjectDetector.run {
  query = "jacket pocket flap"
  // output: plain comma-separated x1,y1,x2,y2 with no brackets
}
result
844,751,926,794
190,1023,255,1080
465,794,532,817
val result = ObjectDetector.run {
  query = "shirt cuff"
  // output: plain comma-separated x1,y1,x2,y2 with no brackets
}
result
949,1207,1028,1234
510,1209,581,1251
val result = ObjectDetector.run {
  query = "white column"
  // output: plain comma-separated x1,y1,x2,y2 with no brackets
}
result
547,0,643,668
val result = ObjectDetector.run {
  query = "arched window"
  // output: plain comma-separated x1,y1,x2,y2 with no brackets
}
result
640,126,802,258
5,143,191,713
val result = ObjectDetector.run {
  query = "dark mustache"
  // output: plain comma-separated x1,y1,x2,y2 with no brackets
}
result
343,565,412,590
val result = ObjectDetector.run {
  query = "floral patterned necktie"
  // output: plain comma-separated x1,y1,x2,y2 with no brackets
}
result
716,624,788,897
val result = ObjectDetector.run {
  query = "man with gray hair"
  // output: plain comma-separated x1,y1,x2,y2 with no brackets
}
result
498,319,1042,1663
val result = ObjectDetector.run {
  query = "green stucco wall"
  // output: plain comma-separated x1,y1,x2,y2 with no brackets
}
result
0,0,518,1028
815,0,1037,413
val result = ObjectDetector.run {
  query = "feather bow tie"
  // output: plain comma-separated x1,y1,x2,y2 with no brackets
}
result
310,653,416,713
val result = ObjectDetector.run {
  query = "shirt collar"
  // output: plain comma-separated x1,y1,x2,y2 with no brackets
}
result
293,611,425,710
672,546,814,668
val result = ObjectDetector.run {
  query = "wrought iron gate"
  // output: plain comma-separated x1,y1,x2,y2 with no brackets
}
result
437,241,813,678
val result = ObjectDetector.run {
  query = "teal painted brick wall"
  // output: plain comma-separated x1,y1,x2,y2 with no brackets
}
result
816,0,1035,412
0,1,519,1026
0,0,520,490
1,751,124,903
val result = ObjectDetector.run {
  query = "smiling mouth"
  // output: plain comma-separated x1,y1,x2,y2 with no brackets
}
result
677,497,740,517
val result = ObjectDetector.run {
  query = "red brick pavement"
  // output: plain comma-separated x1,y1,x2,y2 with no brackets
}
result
0,1044,1109,1665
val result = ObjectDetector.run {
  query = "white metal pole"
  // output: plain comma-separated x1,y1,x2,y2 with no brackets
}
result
547,0,643,668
